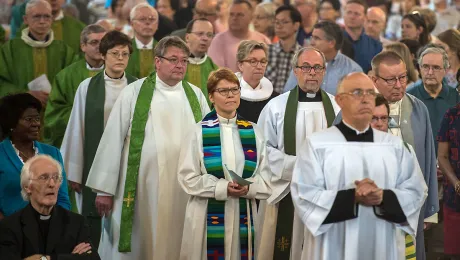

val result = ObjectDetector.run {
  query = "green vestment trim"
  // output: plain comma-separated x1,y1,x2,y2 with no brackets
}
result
126,39,158,79
118,72,202,252
185,56,218,107
33,48,47,78
273,86,335,259
53,20,63,42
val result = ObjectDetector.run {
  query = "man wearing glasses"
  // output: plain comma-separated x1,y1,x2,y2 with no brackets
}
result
184,18,218,107
85,36,210,260
171,0,219,40
125,3,159,79
291,72,427,260
370,50,439,260
257,47,340,260
371,94,390,133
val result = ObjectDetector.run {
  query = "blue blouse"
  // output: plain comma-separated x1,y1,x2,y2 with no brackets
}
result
0,138,70,216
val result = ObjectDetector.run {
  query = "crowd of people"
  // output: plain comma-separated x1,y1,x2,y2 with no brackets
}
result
0,0,459,259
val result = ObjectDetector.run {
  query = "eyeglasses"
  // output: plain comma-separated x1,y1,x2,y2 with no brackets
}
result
274,20,293,26
21,116,40,125
214,87,241,96
158,56,189,66
30,174,62,183
376,74,407,86
133,16,157,24
340,89,377,99
30,14,52,21
295,65,325,73
420,64,444,72
241,59,268,67
190,31,214,39
107,51,130,59
86,39,100,46
371,116,389,123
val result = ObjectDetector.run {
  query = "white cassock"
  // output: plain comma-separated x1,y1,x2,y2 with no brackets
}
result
178,115,271,260
62,72,128,213
291,127,428,260
256,92,340,260
85,76,210,260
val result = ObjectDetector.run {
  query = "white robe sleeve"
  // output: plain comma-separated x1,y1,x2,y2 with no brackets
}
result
85,83,137,196
177,124,230,201
389,144,428,236
258,104,296,204
60,78,90,184
291,137,338,237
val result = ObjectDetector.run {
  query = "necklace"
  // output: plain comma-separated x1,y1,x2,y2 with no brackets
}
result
18,149,33,161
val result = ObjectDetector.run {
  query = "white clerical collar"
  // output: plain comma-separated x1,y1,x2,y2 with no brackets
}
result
135,37,154,49
86,62,104,71
217,113,237,125
342,120,370,135
156,75,181,89
55,10,64,21
104,70,126,81
188,54,208,65
235,72,273,102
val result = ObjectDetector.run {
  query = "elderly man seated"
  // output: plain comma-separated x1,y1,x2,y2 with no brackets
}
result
0,155,100,260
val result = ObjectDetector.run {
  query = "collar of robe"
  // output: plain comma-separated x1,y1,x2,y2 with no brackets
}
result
298,87,322,102
21,28,54,48
86,62,104,71
235,72,274,102
188,53,208,65
104,70,125,80
336,121,374,142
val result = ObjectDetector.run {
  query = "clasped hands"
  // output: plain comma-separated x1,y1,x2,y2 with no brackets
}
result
227,182,249,197
354,178,383,206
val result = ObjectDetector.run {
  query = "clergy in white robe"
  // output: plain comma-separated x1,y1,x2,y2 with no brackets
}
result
178,68,271,260
291,72,427,260
256,47,340,260
85,36,210,260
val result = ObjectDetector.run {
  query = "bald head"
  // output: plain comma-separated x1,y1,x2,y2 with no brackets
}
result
194,0,218,23
365,7,386,40
337,72,374,94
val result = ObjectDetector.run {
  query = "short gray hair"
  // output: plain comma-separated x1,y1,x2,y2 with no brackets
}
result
21,155,63,201
255,2,276,19
80,24,106,44
236,40,268,62
291,47,326,70
26,0,51,15
418,46,450,69
130,3,158,21
154,36,190,58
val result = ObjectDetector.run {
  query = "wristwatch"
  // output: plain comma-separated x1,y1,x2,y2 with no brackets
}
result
40,256,47,260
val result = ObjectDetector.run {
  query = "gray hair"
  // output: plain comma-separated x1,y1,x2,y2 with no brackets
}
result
130,3,158,21
255,2,276,19
26,0,51,15
154,36,190,58
236,40,268,62
80,24,107,44
418,46,450,69
291,47,327,70
21,155,63,201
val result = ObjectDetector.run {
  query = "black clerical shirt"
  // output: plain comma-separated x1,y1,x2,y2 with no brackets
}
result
30,204,53,254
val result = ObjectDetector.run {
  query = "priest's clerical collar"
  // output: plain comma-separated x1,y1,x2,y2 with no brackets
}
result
104,71,124,80
86,62,104,71
217,113,237,125
30,203,53,220
298,87,322,102
188,54,208,65
135,37,154,49
336,121,373,142
28,33,50,43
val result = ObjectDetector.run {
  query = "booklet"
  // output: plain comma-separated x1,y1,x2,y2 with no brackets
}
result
225,164,253,186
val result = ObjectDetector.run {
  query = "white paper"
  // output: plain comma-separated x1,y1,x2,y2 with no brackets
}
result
28,74,52,93
225,164,253,186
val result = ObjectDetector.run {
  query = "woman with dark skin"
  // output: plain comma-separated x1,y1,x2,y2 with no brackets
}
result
0,93,70,220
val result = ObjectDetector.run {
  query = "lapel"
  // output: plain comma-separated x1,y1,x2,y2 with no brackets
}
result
400,94,416,149
46,206,65,254
1,138,24,172
34,141,44,154
21,204,40,253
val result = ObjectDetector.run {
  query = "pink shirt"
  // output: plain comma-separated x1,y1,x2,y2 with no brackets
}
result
208,30,271,72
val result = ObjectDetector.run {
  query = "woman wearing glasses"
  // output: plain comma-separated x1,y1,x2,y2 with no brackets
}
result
235,40,278,123
178,68,271,259
0,93,70,220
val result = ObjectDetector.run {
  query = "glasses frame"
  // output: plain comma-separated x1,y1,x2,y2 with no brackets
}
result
295,65,325,73
30,174,62,184
371,116,389,123
376,74,408,86
107,51,130,59
214,87,241,97
241,59,268,67
158,56,189,66
339,89,378,99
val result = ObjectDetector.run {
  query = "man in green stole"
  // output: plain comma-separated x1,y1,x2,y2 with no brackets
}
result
85,36,210,260
125,3,159,78
0,0,76,104
256,47,341,260
60,31,136,250
44,24,107,148
185,18,219,107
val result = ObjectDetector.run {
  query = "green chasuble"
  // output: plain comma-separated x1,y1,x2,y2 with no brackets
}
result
125,39,157,79
43,59,103,148
0,26,5,46
184,55,218,107
18,15,86,52
0,38,76,98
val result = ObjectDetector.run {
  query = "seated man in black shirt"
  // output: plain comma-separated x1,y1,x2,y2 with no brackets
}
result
0,155,100,260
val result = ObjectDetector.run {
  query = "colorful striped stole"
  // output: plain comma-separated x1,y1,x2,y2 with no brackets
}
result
201,110,257,260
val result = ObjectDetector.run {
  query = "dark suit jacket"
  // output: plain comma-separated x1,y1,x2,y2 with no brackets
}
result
0,204,100,260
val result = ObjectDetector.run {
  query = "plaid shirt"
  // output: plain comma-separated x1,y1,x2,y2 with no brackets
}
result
265,41,301,94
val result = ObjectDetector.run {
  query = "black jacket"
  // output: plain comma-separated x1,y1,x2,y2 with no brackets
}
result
0,204,100,260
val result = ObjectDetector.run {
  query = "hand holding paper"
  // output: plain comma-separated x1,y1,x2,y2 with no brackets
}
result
224,164,253,186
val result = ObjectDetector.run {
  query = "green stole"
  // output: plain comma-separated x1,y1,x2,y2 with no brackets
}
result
273,86,335,259
185,56,218,107
118,72,202,252
82,71,137,217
